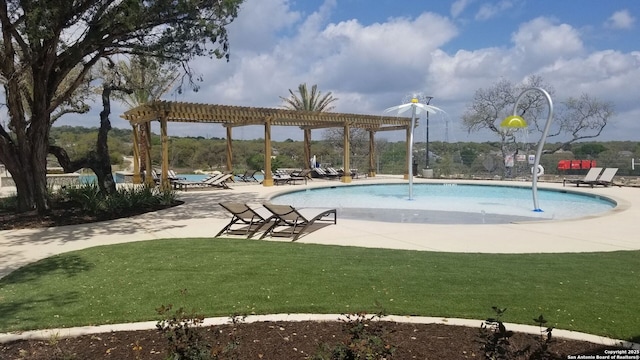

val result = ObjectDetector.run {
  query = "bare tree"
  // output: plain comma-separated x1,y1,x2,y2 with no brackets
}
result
545,94,614,152
462,75,553,176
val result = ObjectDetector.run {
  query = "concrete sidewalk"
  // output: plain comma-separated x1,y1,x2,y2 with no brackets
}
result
2,177,639,279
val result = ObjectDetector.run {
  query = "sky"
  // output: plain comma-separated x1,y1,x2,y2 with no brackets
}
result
59,0,640,143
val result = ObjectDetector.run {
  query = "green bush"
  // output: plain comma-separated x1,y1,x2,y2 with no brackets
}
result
59,183,177,216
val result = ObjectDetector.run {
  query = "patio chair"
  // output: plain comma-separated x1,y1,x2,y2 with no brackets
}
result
563,167,603,187
216,202,276,238
238,169,260,182
167,169,186,181
174,173,232,191
594,168,621,187
261,204,337,241
275,168,310,185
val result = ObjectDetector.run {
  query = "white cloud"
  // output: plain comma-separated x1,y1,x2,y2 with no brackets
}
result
605,9,635,30
511,17,584,68
451,0,473,19
475,0,514,21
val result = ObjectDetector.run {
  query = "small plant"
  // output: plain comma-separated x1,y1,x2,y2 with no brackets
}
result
311,311,395,360
131,340,143,360
529,314,557,360
478,306,517,360
156,303,211,360
478,307,559,360
46,332,77,360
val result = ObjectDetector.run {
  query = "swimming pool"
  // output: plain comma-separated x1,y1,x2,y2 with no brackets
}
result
269,183,617,224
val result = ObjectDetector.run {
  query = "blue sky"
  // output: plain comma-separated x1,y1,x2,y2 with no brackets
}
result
61,0,640,143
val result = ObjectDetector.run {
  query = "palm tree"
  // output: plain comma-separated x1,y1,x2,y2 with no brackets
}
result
280,83,338,111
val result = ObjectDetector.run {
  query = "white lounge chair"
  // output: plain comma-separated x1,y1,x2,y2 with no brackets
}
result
563,167,602,187
594,168,621,187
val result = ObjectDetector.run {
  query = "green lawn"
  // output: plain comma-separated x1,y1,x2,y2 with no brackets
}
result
0,238,638,342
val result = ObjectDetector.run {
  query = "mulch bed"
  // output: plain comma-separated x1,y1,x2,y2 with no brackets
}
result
1,320,622,360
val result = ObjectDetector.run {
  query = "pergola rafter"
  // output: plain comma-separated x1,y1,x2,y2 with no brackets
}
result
121,101,413,189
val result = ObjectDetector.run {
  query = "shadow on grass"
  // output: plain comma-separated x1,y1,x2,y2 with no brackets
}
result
0,291,81,332
0,254,94,285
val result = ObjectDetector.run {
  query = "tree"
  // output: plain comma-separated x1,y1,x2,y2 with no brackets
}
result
0,0,243,213
279,83,338,112
462,75,552,176
545,94,614,152
463,76,613,155
110,56,180,175
462,75,613,176
280,83,341,168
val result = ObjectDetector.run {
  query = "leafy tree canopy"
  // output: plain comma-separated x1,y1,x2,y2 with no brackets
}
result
0,0,244,212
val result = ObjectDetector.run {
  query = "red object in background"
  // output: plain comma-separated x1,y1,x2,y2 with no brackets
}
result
571,160,582,169
557,160,570,170
557,159,597,171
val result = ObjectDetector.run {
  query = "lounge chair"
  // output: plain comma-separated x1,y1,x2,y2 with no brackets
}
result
216,202,275,238
174,173,232,191
325,167,341,178
167,169,186,181
594,168,621,187
238,169,260,182
563,167,603,187
274,169,311,185
261,204,337,241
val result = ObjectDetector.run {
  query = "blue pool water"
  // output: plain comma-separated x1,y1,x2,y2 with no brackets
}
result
270,183,616,224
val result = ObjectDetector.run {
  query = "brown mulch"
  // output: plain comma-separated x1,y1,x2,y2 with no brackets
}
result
0,321,622,360
0,204,626,359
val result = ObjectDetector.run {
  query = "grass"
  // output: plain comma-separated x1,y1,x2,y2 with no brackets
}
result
0,238,638,342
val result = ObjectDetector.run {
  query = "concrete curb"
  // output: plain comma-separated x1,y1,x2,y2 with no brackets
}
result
1,314,638,350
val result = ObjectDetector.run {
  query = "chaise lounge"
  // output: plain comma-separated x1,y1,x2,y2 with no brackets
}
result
261,204,337,241
593,168,621,187
216,202,276,238
174,173,232,191
563,167,602,187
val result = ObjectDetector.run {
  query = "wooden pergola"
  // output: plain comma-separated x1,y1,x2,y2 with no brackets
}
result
121,101,415,189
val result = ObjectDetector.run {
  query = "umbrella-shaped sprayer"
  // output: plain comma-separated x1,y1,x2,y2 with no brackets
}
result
384,97,444,200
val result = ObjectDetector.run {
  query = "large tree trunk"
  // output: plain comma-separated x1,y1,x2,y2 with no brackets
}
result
50,85,130,195
1,113,54,213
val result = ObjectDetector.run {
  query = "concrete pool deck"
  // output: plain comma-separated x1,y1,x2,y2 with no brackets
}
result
1,175,639,279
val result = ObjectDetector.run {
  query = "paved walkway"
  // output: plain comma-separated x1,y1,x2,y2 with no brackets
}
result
2,176,639,279
1,177,639,348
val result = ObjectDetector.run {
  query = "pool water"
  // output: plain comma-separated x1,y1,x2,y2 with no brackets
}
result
270,183,616,224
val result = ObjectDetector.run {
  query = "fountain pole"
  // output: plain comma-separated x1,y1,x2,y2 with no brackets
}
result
408,99,417,200
507,87,554,211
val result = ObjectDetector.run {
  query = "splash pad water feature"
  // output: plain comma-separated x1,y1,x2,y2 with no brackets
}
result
269,183,616,224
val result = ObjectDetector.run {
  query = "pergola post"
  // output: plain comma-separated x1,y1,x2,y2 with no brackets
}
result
131,125,141,184
368,130,376,177
226,127,233,172
341,124,352,183
404,126,411,180
160,114,170,191
262,117,274,186
144,122,154,187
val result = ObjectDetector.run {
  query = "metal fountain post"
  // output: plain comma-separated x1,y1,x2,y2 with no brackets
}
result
408,98,417,199
510,87,554,212
384,95,444,201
